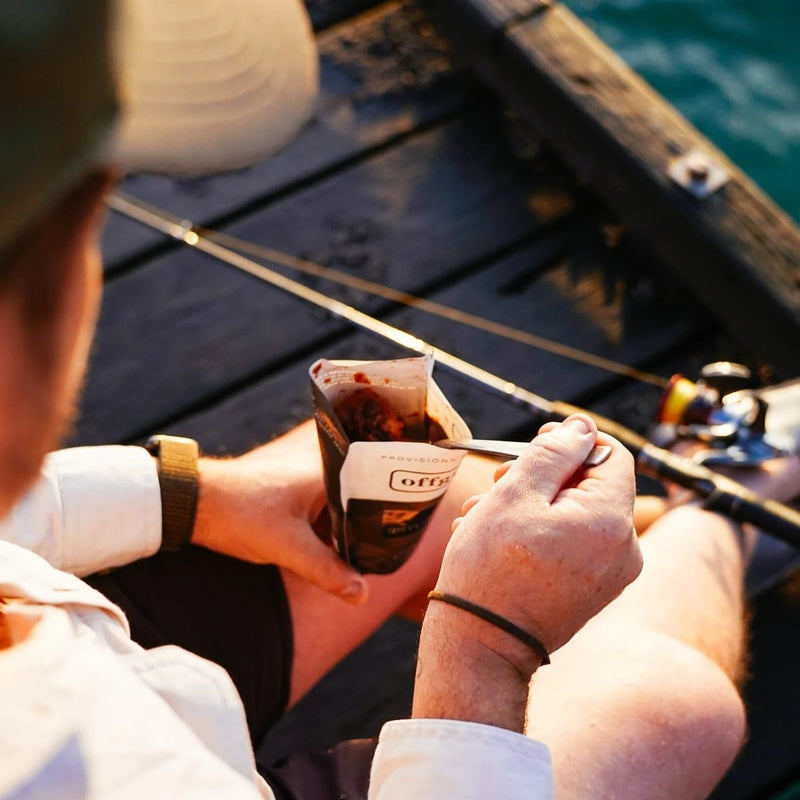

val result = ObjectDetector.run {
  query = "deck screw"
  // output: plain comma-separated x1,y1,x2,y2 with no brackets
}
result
668,149,730,197
686,153,710,182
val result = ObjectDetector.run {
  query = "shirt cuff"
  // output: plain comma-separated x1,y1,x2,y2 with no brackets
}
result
369,719,553,800
52,446,161,575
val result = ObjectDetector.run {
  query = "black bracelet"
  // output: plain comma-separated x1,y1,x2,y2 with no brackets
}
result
427,591,550,666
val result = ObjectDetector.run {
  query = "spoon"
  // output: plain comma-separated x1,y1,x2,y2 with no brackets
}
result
435,439,613,467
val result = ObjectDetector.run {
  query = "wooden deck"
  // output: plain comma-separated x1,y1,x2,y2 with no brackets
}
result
77,1,799,796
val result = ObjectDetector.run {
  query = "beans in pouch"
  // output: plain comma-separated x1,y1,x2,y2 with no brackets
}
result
310,356,471,573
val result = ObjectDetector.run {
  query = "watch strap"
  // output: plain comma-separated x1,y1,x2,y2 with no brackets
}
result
145,435,200,552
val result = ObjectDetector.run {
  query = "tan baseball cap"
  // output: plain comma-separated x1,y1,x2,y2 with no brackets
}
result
0,0,318,254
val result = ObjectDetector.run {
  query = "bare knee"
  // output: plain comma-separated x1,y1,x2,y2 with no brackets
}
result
528,633,746,799
617,643,746,799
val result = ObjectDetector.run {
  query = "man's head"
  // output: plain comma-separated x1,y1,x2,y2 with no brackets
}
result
0,0,320,515
0,170,113,515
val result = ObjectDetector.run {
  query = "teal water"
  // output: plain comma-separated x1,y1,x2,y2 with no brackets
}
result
562,0,800,223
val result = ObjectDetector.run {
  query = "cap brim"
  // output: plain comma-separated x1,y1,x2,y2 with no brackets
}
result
0,0,317,254
109,0,319,175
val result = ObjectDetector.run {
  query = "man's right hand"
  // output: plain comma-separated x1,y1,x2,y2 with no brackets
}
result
412,414,642,731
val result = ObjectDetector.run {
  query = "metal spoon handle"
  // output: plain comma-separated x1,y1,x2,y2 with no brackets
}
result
435,439,612,466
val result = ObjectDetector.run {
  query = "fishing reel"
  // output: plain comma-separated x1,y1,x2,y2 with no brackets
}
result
651,362,800,468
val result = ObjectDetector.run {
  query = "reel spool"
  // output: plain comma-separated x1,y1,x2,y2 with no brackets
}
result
652,362,800,467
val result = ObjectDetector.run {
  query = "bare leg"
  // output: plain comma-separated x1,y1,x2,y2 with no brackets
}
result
525,453,800,800
284,451,497,706
632,495,669,535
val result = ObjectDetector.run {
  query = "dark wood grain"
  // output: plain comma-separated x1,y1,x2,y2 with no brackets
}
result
425,0,549,57
428,0,800,377
77,111,580,446
126,212,705,456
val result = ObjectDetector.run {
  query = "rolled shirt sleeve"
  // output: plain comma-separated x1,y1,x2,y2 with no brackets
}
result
370,719,553,799
0,445,161,576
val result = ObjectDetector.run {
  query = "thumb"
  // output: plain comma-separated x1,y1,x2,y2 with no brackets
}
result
281,521,369,605
521,414,597,502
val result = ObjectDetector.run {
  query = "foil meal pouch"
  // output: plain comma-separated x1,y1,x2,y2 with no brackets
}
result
310,356,471,574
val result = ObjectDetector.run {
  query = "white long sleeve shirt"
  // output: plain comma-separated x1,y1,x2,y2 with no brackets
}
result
0,446,553,799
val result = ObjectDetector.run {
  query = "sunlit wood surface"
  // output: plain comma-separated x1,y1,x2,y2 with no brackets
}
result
79,2,799,796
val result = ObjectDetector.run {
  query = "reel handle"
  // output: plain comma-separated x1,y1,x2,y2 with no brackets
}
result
551,401,800,548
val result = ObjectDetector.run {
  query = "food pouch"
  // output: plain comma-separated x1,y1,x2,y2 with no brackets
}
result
310,356,471,574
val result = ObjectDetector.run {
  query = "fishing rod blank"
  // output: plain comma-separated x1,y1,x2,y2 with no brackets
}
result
109,191,800,547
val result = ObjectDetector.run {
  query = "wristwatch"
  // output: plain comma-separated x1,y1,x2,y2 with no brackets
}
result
145,435,200,552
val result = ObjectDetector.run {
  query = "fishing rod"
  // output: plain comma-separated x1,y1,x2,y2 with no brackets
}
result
109,191,800,547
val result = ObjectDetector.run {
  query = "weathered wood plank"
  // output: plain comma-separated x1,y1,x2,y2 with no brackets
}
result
391,229,700,403
133,214,705,457
101,1,466,269
425,0,548,56
427,0,800,377
75,111,580,446
160,337,413,454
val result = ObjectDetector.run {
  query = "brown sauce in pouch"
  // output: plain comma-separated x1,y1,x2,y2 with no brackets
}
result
333,387,446,444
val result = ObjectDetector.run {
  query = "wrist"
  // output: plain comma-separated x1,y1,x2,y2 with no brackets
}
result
190,457,265,560
427,591,550,666
412,601,539,733
190,456,231,552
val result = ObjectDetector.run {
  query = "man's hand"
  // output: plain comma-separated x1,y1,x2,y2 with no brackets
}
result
438,413,642,657
413,414,642,731
190,421,369,604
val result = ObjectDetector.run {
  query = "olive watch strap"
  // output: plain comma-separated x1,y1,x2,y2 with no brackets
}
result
145,435,200,552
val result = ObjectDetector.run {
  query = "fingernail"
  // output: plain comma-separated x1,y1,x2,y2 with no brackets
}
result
341,579,365,600
564,416,592,435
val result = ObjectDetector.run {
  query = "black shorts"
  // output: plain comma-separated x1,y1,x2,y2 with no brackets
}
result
86,546,377,800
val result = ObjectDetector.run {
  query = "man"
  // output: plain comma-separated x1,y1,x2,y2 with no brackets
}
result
0,1,796,798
